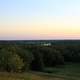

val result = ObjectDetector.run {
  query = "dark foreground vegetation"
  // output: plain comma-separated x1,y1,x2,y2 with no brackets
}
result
0,40,80,80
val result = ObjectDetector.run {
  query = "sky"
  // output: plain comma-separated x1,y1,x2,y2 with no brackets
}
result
0,0,80,40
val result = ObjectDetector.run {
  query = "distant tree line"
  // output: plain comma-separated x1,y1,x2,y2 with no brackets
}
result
0,43,80,72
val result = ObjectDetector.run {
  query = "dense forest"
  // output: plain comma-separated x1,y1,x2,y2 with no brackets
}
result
0,40,80,73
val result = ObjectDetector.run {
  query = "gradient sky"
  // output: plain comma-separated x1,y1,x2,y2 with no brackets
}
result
0,0,80,40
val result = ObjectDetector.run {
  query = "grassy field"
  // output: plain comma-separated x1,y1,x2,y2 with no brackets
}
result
42,63,80,80
0,63,80,80
0,72,64,80
0,72,31,80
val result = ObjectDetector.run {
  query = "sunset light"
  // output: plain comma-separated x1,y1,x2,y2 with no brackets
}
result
0,0,80,40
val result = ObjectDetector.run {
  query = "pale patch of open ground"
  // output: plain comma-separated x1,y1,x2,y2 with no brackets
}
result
31,74,64,80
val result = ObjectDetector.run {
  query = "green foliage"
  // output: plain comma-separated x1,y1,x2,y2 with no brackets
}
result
0,49,8,71
16,48,34,71
0,48,24,72
0,41,80,73
7,54,24,72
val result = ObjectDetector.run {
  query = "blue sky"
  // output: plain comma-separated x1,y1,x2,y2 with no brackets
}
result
0,0,80,16
0,0,80,40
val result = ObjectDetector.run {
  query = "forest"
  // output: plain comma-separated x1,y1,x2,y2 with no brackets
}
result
0,40,80,80
0,40,80,72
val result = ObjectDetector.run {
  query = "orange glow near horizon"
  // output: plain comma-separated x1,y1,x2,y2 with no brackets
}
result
0,16,80,40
